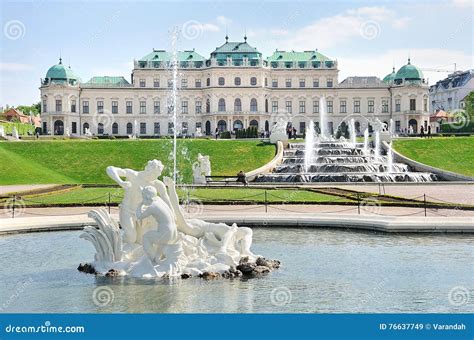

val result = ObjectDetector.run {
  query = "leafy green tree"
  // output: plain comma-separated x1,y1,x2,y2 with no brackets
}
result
16,102,41,115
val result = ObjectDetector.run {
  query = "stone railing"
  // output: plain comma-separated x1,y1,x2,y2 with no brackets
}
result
246,141,284,181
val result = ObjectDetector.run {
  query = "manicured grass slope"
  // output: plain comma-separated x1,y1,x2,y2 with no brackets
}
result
0,139,275,184
393,137,474,177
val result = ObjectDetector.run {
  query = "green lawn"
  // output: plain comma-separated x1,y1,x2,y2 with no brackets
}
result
393,137,474,177
18,186,347,206
0,139,275,185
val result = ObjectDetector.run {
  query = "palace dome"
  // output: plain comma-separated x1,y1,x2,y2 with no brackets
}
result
394,58,423,82
382,67,396,84
45,58,81,84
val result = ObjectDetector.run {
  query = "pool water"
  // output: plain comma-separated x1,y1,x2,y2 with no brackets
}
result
0,228,472,313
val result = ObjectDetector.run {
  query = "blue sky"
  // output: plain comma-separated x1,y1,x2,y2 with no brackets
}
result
0,0,472,106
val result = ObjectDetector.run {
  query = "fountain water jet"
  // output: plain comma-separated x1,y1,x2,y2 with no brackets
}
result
363,128,369,155
349,118,356,147
304,120,315,172
319,97,327,140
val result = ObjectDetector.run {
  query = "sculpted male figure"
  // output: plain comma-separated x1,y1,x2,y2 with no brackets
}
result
106,160,173,245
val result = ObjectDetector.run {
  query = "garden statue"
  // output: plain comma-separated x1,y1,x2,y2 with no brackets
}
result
12,127,19,140
80,159,278,279
192,153,211,184
0,125,4,138
269,119,289,146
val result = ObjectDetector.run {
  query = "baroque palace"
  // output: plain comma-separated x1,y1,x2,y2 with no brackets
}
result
40,36,430,137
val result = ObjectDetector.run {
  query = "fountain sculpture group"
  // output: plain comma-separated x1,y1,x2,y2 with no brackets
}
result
79,160,279,279
257,97,436,183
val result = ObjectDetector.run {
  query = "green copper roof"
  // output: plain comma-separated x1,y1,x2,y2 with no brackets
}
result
45,58,80,82
383,67,397,83
139,49,206,62
395,59,423,80
211,39,261,55
266,50,333,62
85,76,131,86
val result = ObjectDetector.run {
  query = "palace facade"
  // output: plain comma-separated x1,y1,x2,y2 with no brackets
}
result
40,37,430,137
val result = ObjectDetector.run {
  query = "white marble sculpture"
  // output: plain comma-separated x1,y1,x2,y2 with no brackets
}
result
12,127,19,140
65,127,71,137
0,125,4,138
192,153,211,184
269,119,289,145
84,128,92,137
81,160,259,278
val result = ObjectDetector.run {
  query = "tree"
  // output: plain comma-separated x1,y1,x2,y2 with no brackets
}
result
16,102,41,115
463,91,474,118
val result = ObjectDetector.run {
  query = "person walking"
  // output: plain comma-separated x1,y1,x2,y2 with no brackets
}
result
215,128,219,140
420,125,424,138
427,125,432,138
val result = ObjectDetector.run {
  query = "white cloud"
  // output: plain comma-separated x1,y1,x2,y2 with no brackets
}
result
216,15,232,26
200,23,220,33
0,63,33,71
337,48,472,84
251,6,411,51
451,0,472,8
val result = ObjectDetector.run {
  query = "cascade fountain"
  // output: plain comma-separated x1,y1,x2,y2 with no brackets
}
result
319,97,327,140
256,119,436,183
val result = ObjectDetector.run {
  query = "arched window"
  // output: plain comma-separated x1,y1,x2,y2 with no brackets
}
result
233,120,243,130
54,120,64,135
265,99,269,113
234,77,241,86
98,123,104,135
205,121,211,135
218,98,226,112
82,122,89,134
126,122,133,134
234,98,242,112
218,77,225,86
265,120,269,132
217,120,227,132
112,122,118,134
206,99,210,113
250,77,257,86
250,120,258,128
250,98,258,112
206,78,210,86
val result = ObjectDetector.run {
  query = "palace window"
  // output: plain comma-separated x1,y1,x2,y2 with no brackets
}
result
340,100,346,113
313,78,319,87
250,98,258,112
139,79,146,88
153,79,160,88
182,122,188,135
354,100,360,113
112,122,118,135
140,101,146,114
195,79,202,88
72,122,77,134
265,78,268,87
97,101,104,114
234,98,242,112
55,99,62,112
299,101,306,113
234,77,241,86
126,101,133,114
423,98,428,112
382,100,389,113
395,99,401,112
181,101,188,114
272,101,278,113
286,100,292,113
140,122,146,134
42,100,47,113
395,120,401,132
195,101,202,113
299,79,305,88
218,98,226,112
250,77,257,86
112,101,118,114
218,77,225,86
368,100,374,113
154,122,160,135
206,78,210,86
82,101,89,114
313,100,319,113
327,100,333,113
206,99,210,113
154,101,160,114
167,79,173,88
168,122,174,134
327,79,333,87
98,123,104,135
126,122,133,134
410,99,416,111
272,79,278,88
299,122,306,133
181,78,188,88
285,79,292,88
71,100,76,113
